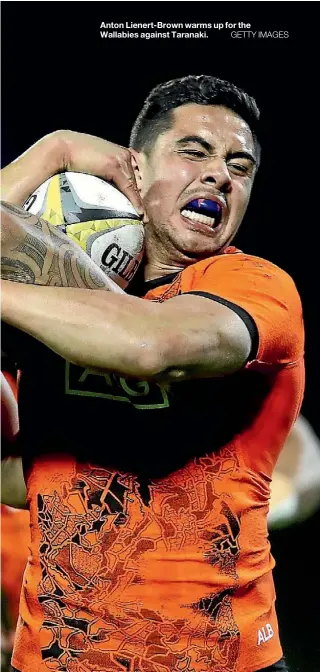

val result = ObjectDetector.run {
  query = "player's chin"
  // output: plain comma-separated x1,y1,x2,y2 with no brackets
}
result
174,215,230,256
174,233,224,260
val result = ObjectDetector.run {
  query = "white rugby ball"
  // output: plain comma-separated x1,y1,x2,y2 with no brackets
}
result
23,172,144,289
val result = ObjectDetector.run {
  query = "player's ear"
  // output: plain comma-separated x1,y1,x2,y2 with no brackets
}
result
130,150,146,193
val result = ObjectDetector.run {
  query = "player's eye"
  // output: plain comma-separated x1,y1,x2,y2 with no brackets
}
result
180,149,207,159
228,162,250,175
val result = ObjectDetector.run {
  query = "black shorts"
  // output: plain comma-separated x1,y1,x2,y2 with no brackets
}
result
259,658,289,671
12,659,289,672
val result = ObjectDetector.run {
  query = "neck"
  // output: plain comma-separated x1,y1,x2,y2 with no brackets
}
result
143,229,194,281
144,245,187,282
144,259,184,282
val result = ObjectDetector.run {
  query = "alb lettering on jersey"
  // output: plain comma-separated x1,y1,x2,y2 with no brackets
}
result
257,623,274,645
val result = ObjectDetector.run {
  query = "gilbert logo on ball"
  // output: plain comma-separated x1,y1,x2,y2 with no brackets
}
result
23,172,145,289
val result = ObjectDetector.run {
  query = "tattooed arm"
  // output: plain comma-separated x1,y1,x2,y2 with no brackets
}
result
1,201,123,500
2,202,252,381
0,201,123,292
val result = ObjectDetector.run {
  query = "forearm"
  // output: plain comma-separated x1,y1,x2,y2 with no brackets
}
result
1,281,157,377
1,280,250,381
1,129,146,215
1,201,151,377
1,132,65,205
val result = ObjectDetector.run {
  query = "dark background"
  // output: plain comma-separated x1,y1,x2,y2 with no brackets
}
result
1,3,319,670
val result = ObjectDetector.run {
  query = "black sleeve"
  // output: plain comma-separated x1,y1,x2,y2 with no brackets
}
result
184,291,259,361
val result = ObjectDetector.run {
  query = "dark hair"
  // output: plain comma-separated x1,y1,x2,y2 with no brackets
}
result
130,75,260,160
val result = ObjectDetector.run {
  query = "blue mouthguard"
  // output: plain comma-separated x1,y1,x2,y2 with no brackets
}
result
187,198,221,215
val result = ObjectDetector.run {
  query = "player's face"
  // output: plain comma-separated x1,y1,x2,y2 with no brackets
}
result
138,104,258,264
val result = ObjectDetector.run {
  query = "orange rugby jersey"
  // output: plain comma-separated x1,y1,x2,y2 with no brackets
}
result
4,248,304,672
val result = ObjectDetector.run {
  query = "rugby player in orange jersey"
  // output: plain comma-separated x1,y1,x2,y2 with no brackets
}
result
1,76,304,672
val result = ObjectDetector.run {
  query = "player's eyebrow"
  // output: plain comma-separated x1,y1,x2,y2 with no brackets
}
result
176,135,213,152
176,135,257,166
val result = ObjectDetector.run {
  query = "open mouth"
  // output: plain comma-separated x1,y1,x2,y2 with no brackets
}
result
181,198,223,229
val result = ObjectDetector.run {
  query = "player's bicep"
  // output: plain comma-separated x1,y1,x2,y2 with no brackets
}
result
154,293,253,381
184,255,304,367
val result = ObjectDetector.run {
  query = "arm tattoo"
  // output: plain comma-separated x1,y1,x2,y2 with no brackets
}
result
1,200,111,290
1,257,36,283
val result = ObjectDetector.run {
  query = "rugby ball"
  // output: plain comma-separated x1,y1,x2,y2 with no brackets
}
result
23,172,144,289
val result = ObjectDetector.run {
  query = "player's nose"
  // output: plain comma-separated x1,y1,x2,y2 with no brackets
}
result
199,158,232,194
